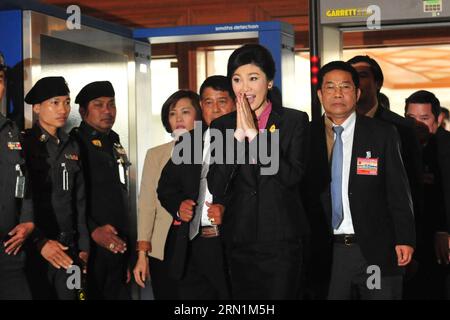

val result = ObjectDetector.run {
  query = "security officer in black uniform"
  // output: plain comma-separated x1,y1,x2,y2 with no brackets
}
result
0,51,35,300
71,81,131,300
23,76,89,300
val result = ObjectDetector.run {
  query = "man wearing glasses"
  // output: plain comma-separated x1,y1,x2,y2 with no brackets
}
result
305,61,415,300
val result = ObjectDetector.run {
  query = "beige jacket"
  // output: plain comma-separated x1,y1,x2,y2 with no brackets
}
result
137,141,174,261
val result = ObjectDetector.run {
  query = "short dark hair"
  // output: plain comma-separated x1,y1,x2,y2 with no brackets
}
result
0,52,6,74
199,75,235,100
227,44,275,81
441,107,449,119
317,61,360,89
405,90,441,120
347,55,384,92
161,90,202,133
378,92,390,110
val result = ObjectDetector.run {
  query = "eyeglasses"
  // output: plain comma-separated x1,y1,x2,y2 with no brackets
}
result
322,82,354,94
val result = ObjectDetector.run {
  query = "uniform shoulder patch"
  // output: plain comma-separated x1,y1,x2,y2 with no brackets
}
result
91,139,102,147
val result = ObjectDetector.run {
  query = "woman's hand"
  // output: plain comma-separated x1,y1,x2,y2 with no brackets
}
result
235,94,257,141
133,250,150,288
234,94,246,142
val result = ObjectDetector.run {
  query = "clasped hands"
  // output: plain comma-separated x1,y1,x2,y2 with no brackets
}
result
234,93,258,142
178,200,224,225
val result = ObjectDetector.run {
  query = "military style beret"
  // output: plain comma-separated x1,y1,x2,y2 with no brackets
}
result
25,76,70,104
75,81,115,106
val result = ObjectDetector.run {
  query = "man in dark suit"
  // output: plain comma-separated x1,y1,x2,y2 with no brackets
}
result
157,76,235,299
440,107,450,131
347,56,423,234
405,90,450,299
307,61,415,300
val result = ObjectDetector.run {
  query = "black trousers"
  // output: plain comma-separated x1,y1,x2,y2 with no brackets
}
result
87,244,131,300
177,235,230,300
404,233,450,300
446,272,450,300
227,240,303,300
25,246,76,300
404,256,449,300
328,243,403,300
0,245,31,300
148,225,180,300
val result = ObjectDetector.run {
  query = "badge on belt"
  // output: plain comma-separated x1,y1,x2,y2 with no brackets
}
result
357,151,378,176
8,141,22,150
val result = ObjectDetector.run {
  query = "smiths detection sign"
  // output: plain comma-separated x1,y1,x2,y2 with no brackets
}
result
215,24,260,32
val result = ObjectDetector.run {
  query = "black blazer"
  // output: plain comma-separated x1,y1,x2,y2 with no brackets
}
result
435,127,450,233
207,101,310,245
375,107,423,224
157,129,204,280
306,114,415,276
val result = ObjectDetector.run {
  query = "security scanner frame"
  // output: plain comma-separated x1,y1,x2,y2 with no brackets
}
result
310,0,450,120
134,21,297,108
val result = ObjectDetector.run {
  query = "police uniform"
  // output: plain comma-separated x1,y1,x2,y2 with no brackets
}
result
23,77,89,300
0,113,34,300
71,81,131,300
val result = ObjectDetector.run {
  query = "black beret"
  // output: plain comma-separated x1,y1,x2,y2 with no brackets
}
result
25,76,70,104
75,81,115,106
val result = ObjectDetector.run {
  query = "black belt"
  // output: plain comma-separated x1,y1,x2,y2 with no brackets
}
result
333,234,357,246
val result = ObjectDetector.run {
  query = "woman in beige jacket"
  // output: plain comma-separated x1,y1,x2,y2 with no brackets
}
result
133,90,202,299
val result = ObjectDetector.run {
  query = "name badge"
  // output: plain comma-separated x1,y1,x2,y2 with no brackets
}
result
8,142,22,150
65,154,79,161
357,157,378,176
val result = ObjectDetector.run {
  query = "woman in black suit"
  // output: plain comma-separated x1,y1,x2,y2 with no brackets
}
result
207,44,310,299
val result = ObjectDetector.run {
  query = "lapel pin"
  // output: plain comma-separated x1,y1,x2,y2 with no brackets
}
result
39,134,47,142
269,124,276,133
